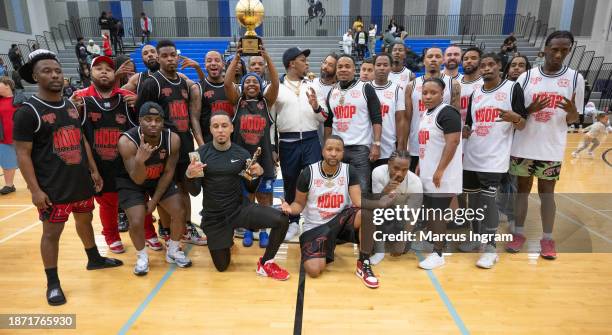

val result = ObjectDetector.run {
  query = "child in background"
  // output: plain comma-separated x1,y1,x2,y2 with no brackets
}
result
572,113,609,158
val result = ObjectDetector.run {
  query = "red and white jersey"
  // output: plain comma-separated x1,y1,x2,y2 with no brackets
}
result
418,103,462,194
464,79,517,173
311,77,335,103
408,74,453,156
388,67,413,89
303,161,352,231
328,80,373,146
459,76,483,124
372,80,405,159
511,66,585,162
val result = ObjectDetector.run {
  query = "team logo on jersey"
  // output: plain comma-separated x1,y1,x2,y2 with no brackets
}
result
211,100,235,117
314,179,324,188
240,100,248,108
168,101,189,132
495,92,508,101
416,85,423,93
159,149,167,160
53,126,82,165
557,78,570,88
474,94,484,103
181,89,189,99
257,101,265,110
94,128,121,160
204,90,215,99
67,108,79,120
475,124,491,136
401,74,408,81
89,112,102,122
161,88,173,97
146,163,164,180
317,193,344,208
239,114,266,145
337,176,346,186
381,104,390,117
115,113,127,125
350,90,361,98
384,90,394,99
332,91,340,99
530,77,542,85
42,113,57,124
534,110,553,122
103,101,111,108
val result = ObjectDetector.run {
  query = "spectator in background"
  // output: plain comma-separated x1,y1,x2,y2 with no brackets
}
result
11,70,24,92
75,37,89,65
352,16,364,32
388,18,398,35
398,26,408,41
503,32,517,52
355,26,367,61
99,12,110,39
0,76,24,195
108,11,119,54
405,45,421,73
86,39,101,58
62,78,77,98
140,12,152,45
8,44,23,70
0,59,7,77
368,24,377,56
116,21,125,53
382,29,395,54
78,62,91,88
498,44,513,73
533,51,545,67
102,34,112,56
30,42,39,51
342,29,353,55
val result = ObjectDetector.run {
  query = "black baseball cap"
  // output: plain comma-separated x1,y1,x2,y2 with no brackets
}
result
139,101,165,118
282,47,311,69
18,49,61,84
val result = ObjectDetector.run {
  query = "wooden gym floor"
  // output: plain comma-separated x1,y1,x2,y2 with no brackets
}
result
0,133,610,334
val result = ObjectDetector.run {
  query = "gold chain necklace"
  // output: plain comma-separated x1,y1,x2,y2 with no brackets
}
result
284,79,301,96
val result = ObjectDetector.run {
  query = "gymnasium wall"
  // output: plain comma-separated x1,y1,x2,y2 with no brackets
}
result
0,0,49,54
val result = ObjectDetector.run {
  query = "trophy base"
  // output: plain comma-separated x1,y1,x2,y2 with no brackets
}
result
240,36,261,56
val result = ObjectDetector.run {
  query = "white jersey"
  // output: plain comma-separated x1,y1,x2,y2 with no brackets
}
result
408,74,453,156
388,67,413,89
418,103,462,194
311,77,335,104
464,79,519,173
372,80,405,159
302,161,352,231
327,80,373,146
511,66,585,162
459,76,484,124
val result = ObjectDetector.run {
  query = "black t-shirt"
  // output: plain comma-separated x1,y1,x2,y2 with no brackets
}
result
135,71,193,163
433,105,462,134
12,96,94,203
199,78,235,143
296,162,360,192
465,82,528,127
136,70,155,96
188,142,255,221
83,95,137,193
232,97,275,178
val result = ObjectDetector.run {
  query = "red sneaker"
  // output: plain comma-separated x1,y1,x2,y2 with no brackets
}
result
109,240,125,254
505,233,526,253
256,257,290,281
356,259,379,288
145,237,163,251
540,239,557,260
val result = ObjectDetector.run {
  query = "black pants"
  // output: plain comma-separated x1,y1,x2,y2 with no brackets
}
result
203,203,289,272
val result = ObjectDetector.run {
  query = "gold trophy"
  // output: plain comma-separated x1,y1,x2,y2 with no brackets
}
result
240,147,262,181
236,0,264,56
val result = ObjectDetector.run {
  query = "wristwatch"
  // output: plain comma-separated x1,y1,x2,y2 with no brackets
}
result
372,141,381,146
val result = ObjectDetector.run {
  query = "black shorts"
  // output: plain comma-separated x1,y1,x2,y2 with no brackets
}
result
423,194,453,211
117,178,180,210
463,170,504,192
202,202,285,250
299,207,359,263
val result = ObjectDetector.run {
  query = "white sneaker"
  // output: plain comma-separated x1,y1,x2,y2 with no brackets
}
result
369,252,385,265
419,253,445,270
284,222,300,242
571,151,579,158
586,152,594,159
166,249,192,268
476,252,499,269
134,254,149,276
410,240,433,252
458,240,481,252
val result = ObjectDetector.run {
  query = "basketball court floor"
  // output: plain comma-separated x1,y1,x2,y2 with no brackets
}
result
0,133,610,334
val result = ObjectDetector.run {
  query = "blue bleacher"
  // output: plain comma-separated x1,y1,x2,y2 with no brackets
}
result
130,40,230,82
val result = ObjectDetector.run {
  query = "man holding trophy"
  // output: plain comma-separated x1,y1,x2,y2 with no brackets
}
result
185,112,290,280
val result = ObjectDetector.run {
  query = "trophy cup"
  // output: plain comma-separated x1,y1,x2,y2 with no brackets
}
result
240,147,262,181
236,0,264,56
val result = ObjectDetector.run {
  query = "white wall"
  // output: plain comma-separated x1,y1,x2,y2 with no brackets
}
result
577,0,612,62
0,0,50,55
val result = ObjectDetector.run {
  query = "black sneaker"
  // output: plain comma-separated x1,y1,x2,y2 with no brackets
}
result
86,257,123,270
0,185,16,195
118,212,129,232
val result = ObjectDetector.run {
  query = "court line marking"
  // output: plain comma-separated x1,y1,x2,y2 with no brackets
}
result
416,252,470,335
558,194,612,221
0,204,33,207
0,205,35,223
0,221,40,244
293,261,306,335
118,244,193,335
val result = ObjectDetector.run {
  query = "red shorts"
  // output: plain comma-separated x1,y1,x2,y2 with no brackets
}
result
38,198,95,223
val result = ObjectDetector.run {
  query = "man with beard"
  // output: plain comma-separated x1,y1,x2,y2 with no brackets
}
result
136,40,206,246
442,45,463,81
458,47,484,125
271,47,328,241
324,55,382,193
76,56,162,253
117,102,190,275
191,50,234,146
310,53,338,144
388,42,415,89
123,45,160,95
14,50,123,305
404,47,461,172
247,55,270,87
